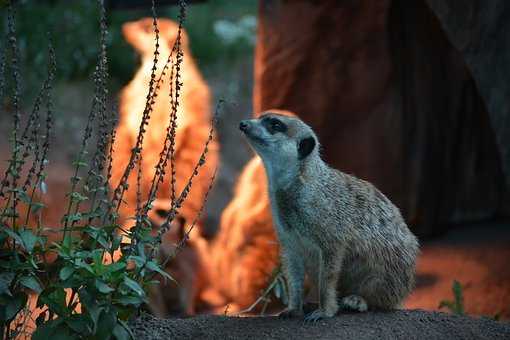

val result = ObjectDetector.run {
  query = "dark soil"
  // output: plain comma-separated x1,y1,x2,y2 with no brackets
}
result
130,309,510,339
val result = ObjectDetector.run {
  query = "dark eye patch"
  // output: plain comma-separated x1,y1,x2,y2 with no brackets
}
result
261,117,287,134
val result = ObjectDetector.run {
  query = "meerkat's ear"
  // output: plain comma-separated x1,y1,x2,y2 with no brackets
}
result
298,136,316,160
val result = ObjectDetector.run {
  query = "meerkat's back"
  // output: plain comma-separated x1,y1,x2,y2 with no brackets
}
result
329,170,419,309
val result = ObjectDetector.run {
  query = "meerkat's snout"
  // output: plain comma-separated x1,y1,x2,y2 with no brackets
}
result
239,118,269,148
239,119,259,135
239,120,250,132
238,119,254,140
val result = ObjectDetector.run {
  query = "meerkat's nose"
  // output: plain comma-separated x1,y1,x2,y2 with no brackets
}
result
239,120,249,132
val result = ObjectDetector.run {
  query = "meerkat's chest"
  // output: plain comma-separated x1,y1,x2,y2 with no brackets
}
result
271,187,318,236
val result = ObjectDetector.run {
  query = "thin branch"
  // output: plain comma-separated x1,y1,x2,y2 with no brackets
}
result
160,167,217,267
137,0,188,223
154,100,221,241
109,0,163,218
234,267,283,316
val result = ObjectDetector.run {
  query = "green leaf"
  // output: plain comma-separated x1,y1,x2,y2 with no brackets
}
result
146,261,176,283
82,210,104,220
32,318,76,340
63,212,83,223
95,279,114,294
32,318,64,340
5,292,27,320
274,281,281,299
0,272,15,296
92,249,104,266
63,234,73,249
20,275,43,293
35,310,47,327
105,261,126,274
147,280,161,286
87,305,103,333
70,191,88,202
40,287,68,317
1,208,19,218
96,308,117,340
60,266,75,281
19,229,39,253
114,295,144,307
15,189,32,204
2,228,23,245
127,255,145,268
64,314,90,334
72,160,88,168
30,201,46,213
111,234,122,252
137,242,146,261
113,321,132,340
75,259,95,275
78,288,102,332
452,280,464,314
279,277,288,306
97,236,109,249
123,277,144,297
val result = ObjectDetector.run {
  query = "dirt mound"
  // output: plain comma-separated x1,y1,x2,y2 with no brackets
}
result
129,310,510,339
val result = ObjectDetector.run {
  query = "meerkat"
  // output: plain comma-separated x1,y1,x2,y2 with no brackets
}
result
113,17,218,228
112,18,218,315
239,111,419,321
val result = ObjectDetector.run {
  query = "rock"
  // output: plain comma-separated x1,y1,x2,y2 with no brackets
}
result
129,310,510,339
425,0,510,187
253,0,507,237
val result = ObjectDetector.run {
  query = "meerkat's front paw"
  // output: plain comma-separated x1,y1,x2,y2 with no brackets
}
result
304,308,336,322
278,308,304,318
340,295,368,312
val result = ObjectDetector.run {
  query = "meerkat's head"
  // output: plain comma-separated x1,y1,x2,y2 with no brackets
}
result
239,110,318,168
122,18,190,56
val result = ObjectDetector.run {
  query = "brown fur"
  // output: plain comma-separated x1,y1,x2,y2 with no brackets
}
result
202,157,279,312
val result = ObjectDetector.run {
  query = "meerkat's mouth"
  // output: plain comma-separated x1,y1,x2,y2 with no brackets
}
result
247,134,269,146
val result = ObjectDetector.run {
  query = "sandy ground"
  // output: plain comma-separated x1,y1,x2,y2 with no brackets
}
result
130,310,510,339
405,221,510,319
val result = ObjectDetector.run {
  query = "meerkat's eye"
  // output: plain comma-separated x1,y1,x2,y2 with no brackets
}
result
262,117,287,134
271,119,286,132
